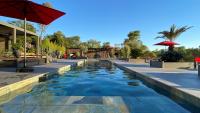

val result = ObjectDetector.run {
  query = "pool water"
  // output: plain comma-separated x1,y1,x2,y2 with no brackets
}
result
0,61,192,113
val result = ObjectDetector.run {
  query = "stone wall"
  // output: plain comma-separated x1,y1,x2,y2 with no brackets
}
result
17,58,46,67
164,62,193,69
150,60,194,69
0,60,17,67
0,58,46,68
127,59,146,64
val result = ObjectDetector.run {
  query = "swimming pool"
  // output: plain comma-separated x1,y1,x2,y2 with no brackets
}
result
0,61,193,113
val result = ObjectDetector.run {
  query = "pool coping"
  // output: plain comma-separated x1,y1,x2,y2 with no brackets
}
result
111,61,200,110
0,60,87,97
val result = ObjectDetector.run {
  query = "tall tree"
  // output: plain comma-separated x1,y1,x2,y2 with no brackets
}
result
38,2,53,39
124,31,143,49
120,45,131,58
48,31,65,46
65,36,81,48
156,24,191,41
128,31,140,41
156,24,192,51
102,42,110,48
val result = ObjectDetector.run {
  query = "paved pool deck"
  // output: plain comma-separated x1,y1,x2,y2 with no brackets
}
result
113,60,200,108
0,59,83,88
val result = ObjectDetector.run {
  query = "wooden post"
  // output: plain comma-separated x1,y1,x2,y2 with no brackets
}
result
37,36,40,58
13,28,16,44
24,18,27,68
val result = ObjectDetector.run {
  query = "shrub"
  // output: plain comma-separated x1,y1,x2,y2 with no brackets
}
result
143,51,157,58
76,52,80,57
161,51,183,62
12,43,21,50
131,48,142,58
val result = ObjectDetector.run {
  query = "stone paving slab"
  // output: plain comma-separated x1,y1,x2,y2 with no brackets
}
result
0,96,128,113
0,59,82,88
113,60,200,108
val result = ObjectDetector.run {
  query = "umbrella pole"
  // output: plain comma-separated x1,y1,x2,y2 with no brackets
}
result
24,18,27,68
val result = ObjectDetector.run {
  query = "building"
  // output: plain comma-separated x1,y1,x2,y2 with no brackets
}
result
0,21,41,67
67,47,115,59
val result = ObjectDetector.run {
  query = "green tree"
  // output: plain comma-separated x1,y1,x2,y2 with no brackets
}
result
143,51,157,59
123,30,148,58
37,2,53,55
42,38,51,53
87,39,101,48
120,45,131,58
42,2,53,8
156,24,192,51
9,20,36,33
124,31,142,49
102,42,110,48
131,48,143,58
128,31,140,40
79,42,88,57
38,2,53,38
48,31,65,46
65,36,81,48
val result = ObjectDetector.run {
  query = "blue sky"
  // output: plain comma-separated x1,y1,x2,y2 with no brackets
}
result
1,0,200,50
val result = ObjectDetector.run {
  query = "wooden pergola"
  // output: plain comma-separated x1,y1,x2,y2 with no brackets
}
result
0,21,40,56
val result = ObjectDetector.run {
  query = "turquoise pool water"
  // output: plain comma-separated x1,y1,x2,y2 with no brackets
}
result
0,61,193,113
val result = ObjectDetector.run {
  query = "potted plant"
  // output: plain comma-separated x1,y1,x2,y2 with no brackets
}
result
12,43,21,58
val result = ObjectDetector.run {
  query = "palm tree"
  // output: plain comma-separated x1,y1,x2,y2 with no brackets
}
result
156,24,192,51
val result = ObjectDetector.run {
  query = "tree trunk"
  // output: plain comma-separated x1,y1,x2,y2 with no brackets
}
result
168,46,174,51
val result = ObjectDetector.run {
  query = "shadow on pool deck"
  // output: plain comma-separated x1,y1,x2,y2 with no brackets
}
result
0,60,81,88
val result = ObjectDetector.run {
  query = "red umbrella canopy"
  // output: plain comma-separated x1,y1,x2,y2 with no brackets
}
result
154,41,179,46
0,0,65,25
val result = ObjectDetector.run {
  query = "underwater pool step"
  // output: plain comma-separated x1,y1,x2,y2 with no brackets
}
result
0,104,122,113
0,96,130,113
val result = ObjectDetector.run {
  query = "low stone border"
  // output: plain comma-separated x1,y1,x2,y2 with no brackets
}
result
112,61,200,111
150,60,194,69
0,73,44,97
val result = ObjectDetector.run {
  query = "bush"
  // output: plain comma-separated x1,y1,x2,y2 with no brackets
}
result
76,52,80,57
161,51,183,62
12,43,21,50
131,48,142,58
143,51,157,58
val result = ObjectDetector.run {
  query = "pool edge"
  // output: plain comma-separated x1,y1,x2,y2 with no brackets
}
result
110,60,200,111
0,60,87,97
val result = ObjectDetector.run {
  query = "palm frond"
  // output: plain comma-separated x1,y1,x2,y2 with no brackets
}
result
155,25,192,41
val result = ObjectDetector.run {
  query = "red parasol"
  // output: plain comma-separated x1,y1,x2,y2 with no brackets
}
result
0,0,65,25
154,41,179,46
0,0,65,67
